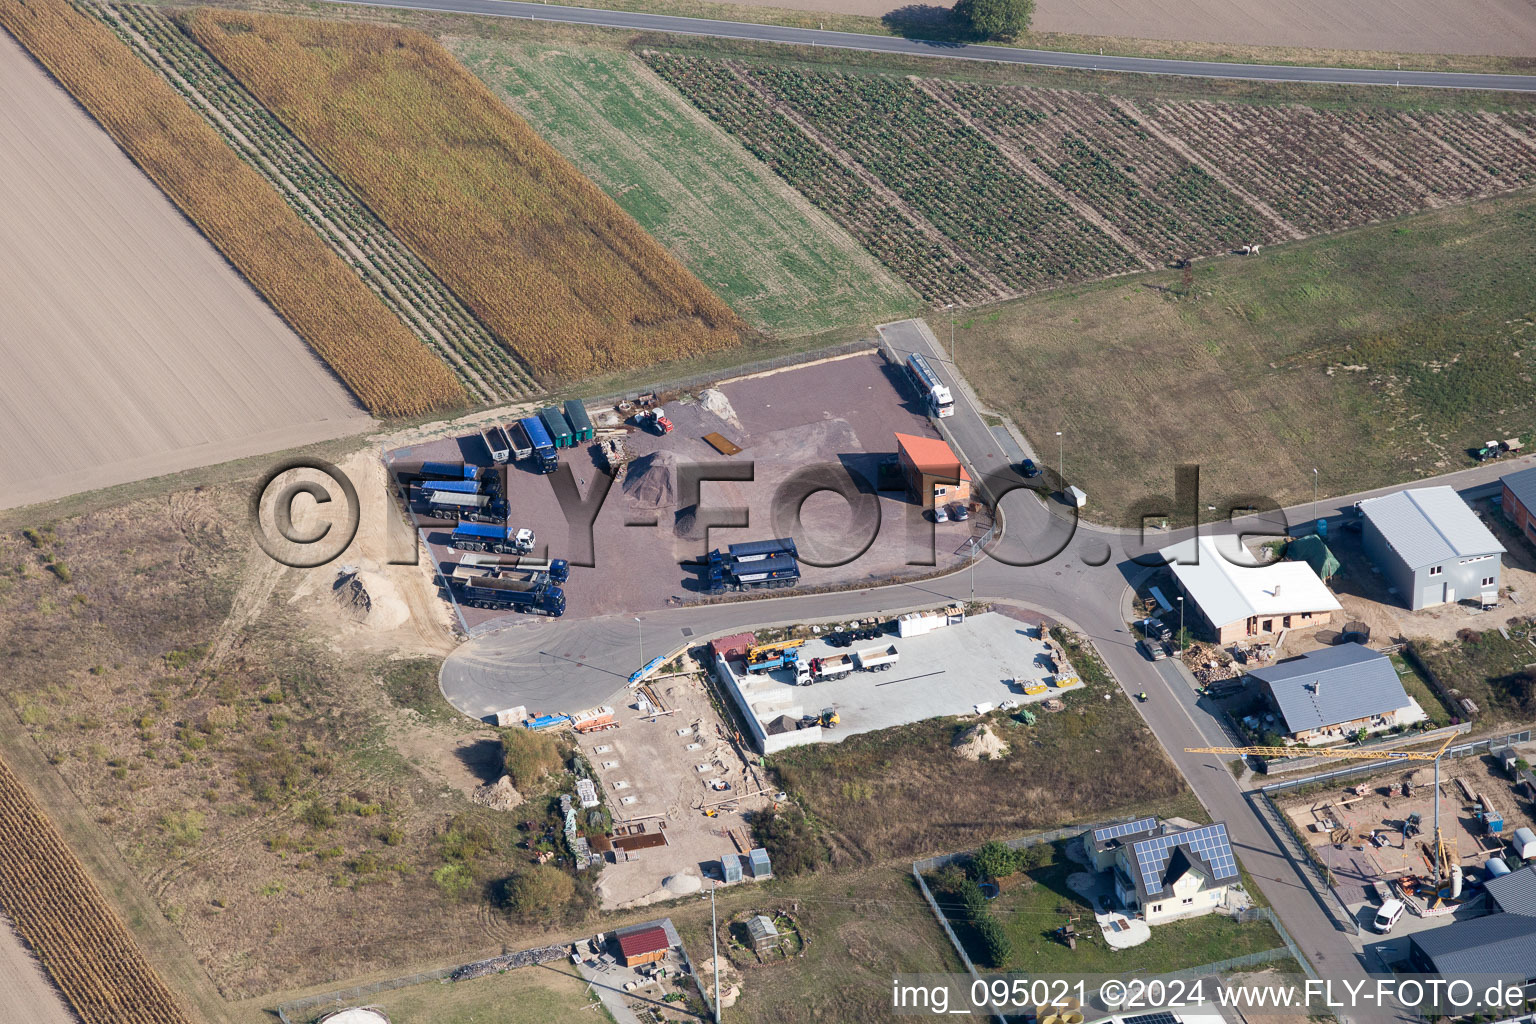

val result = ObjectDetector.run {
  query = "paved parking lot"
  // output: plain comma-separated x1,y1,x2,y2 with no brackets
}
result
733,611,1083,743
386,350,977,630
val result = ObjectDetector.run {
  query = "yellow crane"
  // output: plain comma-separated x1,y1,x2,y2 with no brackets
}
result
1187,733,1460,889
744,638,805,670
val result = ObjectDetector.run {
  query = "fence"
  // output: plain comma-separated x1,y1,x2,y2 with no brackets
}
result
581,337,877,410
1258,727,1530,789
1248,788,1361,936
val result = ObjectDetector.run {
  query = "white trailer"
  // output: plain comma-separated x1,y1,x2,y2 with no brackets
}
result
855,645,899,672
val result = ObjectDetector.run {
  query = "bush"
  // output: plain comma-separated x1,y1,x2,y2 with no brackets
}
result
432,863,474,899
975,916,1012,967
497,865,575,925
500,728,560,790
299,800,336,830
953,0,1034,39
752,805,829,876
970,840,1018,882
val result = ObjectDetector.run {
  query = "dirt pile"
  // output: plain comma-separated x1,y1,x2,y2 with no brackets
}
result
698,387,742,431
470,775,523,811
331,567,409,630
622,450,679,510
952,724,1009,761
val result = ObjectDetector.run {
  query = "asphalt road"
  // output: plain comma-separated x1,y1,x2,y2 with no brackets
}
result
321,0,1536,93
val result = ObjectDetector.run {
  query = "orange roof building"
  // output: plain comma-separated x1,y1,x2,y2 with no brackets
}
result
895,433,971,509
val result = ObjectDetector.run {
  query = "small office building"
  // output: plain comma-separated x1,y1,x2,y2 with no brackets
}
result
895,433,971,510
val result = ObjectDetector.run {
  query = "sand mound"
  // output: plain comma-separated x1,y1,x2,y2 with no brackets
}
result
664,872,702,895
622,450,679,510
698,388,742,431
332,568,409,630
470,775,523,811
673,504,705,540
953,724,1009,761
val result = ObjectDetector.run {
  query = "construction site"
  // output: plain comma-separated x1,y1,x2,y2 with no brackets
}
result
384,348,981,628
1272,741,1536,912
576,652,776,910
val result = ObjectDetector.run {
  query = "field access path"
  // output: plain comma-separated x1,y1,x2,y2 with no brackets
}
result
322,0,1536,93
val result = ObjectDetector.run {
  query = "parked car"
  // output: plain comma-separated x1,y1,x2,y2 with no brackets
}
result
931,505,949,523
1141,639,1169,662
948,502,970,521
1373,899,1405,934
1020,458,1040,478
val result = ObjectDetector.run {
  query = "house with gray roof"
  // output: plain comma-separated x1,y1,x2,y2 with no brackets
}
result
1083,820,1241,926
1357,487,1504,611
1248,643,1424,744
1502,466,1536,550
1484,863,1536,917
1407,912,1536,985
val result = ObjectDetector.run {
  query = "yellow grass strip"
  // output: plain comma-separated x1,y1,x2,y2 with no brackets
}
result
186,9,747,381
0,0,465,417
0,754,195,1024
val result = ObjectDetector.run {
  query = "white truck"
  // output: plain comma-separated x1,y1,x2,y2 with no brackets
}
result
855,645,899,672
808,654,855,682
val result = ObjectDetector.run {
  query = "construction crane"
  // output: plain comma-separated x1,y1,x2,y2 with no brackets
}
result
1187,733,1459,889
744,639,805,672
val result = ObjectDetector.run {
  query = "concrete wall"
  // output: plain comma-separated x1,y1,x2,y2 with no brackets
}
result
713,652,823,755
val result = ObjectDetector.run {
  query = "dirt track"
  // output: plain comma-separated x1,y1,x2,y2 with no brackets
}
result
0,913,74,1024
0,34,373,512
727,0,1536,57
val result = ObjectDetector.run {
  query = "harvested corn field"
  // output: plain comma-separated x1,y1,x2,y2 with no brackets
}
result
0,0,464,418
645,52,1536,304
187,10,747,381
87,2,537,405
0,755,194,1024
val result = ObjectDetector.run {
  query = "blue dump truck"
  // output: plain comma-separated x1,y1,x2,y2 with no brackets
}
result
519,415,559,474
704,537,800,593
450,521,535,554
448,573,565,616
455,553,569,584
419,472,500,499
563,400,595,443
539,406,574,449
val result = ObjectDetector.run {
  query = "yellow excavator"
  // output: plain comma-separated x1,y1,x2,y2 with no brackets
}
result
1187,732,1460,895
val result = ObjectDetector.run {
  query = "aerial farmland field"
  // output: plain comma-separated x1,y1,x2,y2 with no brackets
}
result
0,32,374,511
449,38,917,336
645,52,1536,304
186,10,750,381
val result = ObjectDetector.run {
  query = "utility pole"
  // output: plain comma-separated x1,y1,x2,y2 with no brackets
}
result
1056,431,1064,487
1312,467,1319,527
635,616,644,667
1177,596,1184,655
946,303,956,362
711,882,721,1023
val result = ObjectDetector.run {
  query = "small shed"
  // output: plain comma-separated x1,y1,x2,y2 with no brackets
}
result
1493,746,1518,776
1286,534,1340,583
1067,486,1087,508
721,854,743,883
746,914,782,952
563,399,595,443
748,847,772,878
539,406,574,449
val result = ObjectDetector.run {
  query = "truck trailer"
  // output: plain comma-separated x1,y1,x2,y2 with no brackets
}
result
903,352,954,418
456,553,569,583
450,521,536,554
420,490,507,523
420,461,483,481
519,416,559,474
703,537,801,593
507,420,534,461
449,574,565,616
855,645,899,672
482,424,513,464
808,654,854,682
563,400,595,443
539,406,574,449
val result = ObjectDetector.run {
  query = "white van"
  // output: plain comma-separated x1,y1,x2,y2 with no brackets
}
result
1373,898,1405,934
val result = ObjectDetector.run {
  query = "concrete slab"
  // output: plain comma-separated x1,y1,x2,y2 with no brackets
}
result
743,611,1081,743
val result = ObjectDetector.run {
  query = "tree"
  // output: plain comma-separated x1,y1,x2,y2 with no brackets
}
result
974,916,1013,967
953,0,1034,40
970,840,1018,882
498,865,576,925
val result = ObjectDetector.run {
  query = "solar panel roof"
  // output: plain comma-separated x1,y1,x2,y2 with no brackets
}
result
1132,822,1239,897
1093,817,1158,843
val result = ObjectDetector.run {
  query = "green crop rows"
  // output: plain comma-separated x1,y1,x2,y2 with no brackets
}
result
88,2,539,404
648,52,1536,304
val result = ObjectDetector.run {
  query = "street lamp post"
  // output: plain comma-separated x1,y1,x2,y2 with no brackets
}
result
946,303,956,363
635,616,643,667
1312,467,1319,527
1056,431,1064,489
1177,596,1185,655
